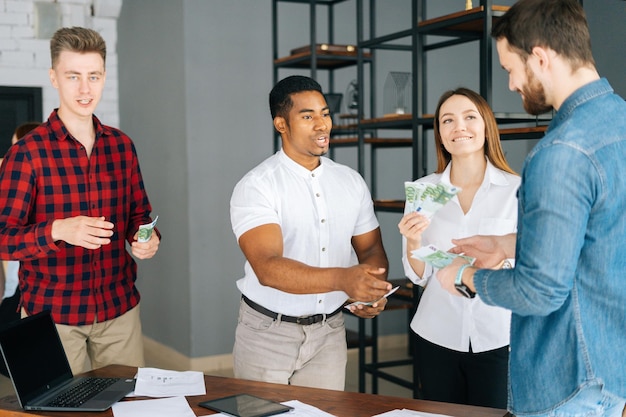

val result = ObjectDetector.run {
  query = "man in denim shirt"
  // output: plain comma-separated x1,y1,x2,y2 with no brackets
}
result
436,0,626,416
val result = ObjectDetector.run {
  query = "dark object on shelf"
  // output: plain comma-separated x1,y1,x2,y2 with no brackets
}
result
290,43,356,55
324,93,343,115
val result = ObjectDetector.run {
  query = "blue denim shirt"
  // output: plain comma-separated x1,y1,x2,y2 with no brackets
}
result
474,78,626,415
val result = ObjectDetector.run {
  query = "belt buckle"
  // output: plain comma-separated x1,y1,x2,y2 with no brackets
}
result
296,315,316,325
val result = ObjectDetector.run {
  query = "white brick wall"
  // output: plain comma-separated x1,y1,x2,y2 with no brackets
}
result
0,0,121,127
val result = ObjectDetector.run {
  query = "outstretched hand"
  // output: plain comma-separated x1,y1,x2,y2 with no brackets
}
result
449,234,515,268
342,265,390,305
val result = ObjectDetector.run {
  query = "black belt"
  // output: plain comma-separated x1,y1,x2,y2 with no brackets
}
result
242,295,342,325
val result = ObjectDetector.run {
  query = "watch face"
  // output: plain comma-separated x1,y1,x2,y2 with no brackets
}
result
501,260,513,269
455,283,476,299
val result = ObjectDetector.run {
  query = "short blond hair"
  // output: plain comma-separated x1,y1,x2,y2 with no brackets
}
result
50,27,106,69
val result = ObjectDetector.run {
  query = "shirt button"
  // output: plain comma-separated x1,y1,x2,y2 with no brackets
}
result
322,247,326,252
318,300,322,304
316,193,320,197
321,219,326,223
311,173,315,177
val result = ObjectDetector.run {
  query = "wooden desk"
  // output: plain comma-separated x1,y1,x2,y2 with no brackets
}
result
0,365,507,417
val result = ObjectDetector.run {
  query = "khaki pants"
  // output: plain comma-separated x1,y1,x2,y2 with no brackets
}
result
233,299,347,390
22,305,144,375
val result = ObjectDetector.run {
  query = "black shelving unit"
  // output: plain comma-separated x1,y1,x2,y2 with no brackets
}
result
271,0,416,398
357,0,549,211
271,0,551,399
351,0,551,398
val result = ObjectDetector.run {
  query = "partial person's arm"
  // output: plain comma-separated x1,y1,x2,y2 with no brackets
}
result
238,223,391,302
0,146,60,260
448,233,516,268
125,142,160,260
0,263,5,306
437,234,517,299
347,227,390,318
398,211,431,278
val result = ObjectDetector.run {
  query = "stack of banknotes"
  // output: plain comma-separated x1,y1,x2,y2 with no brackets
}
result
404,181,460,219
411,244,474,269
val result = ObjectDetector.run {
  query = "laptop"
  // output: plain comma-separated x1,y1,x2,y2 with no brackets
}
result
0,310,135,411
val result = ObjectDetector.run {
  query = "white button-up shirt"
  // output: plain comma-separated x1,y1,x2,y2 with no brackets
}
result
231,150,379,317
402,160,519,353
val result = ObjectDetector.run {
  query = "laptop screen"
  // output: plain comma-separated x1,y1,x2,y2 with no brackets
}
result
0,311,74,405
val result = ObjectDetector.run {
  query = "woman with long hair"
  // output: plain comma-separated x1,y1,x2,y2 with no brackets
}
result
398,88,518,408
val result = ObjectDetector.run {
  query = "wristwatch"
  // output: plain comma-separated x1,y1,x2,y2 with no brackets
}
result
454,264,476,298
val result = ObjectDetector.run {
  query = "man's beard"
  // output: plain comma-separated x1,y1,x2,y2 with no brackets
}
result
521,66,552,115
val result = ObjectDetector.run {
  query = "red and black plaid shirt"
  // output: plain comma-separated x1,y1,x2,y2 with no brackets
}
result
0,110,158,325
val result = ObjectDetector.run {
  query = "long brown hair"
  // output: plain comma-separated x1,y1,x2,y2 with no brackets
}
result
433,87,516,175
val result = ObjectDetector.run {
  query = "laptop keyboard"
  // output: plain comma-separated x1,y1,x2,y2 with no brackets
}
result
45,377,118,408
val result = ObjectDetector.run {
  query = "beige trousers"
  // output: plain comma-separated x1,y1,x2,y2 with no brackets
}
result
233,299,347,390
22,305,144,375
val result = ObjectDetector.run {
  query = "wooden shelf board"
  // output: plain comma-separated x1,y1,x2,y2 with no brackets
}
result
500,125,547,140
374,200,405,212
366,138,413,146
361,114,413,124
330,138,414,147
418,5,509,33
274,50,371,69
333,123,358,131
330,137,358,146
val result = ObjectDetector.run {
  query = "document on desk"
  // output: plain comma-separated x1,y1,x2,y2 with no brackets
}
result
112,396,196,417
372,409,452,417
134,367,206,397
281,400,337,416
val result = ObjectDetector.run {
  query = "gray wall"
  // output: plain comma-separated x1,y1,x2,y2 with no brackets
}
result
118,0,272,358
117,0,625,358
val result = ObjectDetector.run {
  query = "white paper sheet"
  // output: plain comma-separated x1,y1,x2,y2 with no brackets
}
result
112,396,196,417
134,367,206,397
281,400,337,416
372,409,453,417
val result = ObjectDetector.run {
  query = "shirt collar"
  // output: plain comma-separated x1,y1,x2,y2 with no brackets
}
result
277,149,325,178
549,78,612,132
45,109,107,142
441,158,511,189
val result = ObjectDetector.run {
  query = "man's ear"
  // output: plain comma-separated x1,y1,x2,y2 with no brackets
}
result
273,116,286,134
49,68,58,89
530,46,551,70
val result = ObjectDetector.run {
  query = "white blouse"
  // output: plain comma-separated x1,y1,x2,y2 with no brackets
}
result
402,160,520,353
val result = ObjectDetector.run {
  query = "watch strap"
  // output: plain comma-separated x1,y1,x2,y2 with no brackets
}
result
454,263,476,298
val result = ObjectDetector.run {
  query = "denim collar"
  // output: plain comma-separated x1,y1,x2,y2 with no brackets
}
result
549,78,613,133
